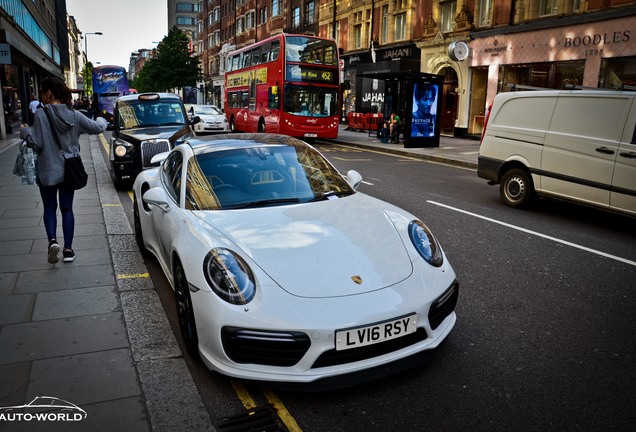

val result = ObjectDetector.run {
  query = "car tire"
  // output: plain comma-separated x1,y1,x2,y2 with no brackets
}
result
500,167,535,209
174,259,199,356
133,194,149,256
110,169,128,191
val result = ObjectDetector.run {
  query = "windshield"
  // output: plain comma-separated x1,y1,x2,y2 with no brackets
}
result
285,36,337,66
192,106,222,116
117,100,187,129
185,143,354,210
284,85,338,117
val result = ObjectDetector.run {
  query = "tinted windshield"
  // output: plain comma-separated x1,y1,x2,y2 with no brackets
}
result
185,143,354,210
117,100,187,129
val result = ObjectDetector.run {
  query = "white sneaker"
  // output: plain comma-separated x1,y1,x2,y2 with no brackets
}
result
48,241,60,264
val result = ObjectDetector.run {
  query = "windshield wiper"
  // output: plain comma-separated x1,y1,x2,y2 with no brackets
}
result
307,191,353,202
226,198,300,209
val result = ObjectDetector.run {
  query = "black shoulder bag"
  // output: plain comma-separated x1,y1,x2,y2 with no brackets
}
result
43,106,88,190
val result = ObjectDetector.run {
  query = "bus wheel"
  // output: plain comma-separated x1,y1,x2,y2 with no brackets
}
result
229,117,235,132
258,119,265,133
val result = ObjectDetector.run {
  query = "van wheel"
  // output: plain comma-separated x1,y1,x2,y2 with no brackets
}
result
500,168,535,209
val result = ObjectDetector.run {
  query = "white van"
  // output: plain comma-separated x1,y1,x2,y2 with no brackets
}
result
477,90,636,217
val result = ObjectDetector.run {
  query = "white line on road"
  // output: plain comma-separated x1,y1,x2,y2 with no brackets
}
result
428,200,636,268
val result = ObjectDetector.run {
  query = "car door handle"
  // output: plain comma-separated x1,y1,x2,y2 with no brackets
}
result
619,151,636,159
595,147,615,155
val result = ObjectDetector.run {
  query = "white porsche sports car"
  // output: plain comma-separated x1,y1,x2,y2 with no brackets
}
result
133,133,458,388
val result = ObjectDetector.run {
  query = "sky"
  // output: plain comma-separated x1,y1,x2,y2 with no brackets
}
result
66,0,169,70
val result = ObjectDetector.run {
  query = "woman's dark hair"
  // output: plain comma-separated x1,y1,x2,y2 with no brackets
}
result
40,77,73,108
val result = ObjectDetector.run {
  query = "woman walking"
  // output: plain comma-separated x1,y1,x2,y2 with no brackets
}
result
20,77,107,264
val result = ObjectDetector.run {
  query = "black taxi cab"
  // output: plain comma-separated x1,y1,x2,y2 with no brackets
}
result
109,92,199,189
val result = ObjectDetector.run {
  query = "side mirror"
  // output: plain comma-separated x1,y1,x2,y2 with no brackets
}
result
142,187,171,212
150,151,171,166
190,115,202,126
345,170,363,190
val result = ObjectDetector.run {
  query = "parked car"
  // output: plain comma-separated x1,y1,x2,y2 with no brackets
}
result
132,133,459,389
109,92,198,189
478,90,636,216
185,104,230,134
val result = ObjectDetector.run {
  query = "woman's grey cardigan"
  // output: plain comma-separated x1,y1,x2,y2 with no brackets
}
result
20,104,107,186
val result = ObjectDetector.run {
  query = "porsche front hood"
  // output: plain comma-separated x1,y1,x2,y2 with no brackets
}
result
194,195,414,298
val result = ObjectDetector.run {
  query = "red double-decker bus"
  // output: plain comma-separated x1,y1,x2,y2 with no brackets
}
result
224,34,340,139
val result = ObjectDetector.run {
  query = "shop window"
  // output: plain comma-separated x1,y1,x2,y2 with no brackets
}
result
498,61,585,92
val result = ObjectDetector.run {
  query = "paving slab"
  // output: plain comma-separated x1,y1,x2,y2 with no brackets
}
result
0,293,33,325
32,286,119,321
0,312,129,364
14,264,114,293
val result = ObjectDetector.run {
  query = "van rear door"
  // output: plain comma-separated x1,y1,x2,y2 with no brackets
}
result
610,98,636,215
541,94,629,208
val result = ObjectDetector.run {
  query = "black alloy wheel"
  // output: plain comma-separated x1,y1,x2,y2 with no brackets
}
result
174,260,199,356
133,194,149,256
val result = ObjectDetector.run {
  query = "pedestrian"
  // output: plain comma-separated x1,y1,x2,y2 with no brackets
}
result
389,112,401,143
19,77,107,264
28,93,42,126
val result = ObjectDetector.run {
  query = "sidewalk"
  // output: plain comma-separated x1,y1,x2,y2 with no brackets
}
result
0,133,212,431
0,127,477,431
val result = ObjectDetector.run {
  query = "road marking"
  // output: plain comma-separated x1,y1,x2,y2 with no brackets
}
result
116,273,150,279
102,203,122,207
332,157,372,162
428,200,636,268
230,381,257,409
263,390,303,432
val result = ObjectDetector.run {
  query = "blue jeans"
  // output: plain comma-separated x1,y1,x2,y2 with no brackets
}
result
39,184,75,250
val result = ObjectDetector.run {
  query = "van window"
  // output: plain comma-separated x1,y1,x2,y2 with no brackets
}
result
550,96,631,140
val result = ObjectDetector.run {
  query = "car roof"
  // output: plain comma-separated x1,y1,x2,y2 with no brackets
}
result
118,92,182,103
186,133,307,155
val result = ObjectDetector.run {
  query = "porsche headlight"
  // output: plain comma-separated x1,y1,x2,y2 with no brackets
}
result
203,248,255,304
408,220,443,267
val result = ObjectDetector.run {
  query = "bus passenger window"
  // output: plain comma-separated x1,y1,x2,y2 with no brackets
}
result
252,48,261,66
260,43,270,63
241,92,249,108
242,51,251,68
271,41,280,61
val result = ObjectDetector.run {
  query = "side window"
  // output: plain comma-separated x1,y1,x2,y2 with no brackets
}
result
260,43,270,63
270,40,280,61
162,151,183,205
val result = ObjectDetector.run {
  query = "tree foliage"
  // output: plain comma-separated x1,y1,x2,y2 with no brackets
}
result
134,26,201,92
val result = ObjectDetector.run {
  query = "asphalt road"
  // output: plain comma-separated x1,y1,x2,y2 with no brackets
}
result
117,142,636,432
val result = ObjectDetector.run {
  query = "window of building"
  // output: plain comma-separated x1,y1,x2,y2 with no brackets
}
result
540,0,558,16
305,1,314,25
354,24,362,49
176,16,196,26
478,0,492,27
381,5,389,44
394,13,406,41
260,6,268,24
237,16,245,33
498,61,585,92
246,10,255,29
440,1,457,32
292,7,300,28
272,0,281,16
176,2,195,12
213,7,220,23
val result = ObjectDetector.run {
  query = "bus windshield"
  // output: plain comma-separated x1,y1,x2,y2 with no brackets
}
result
284,85,338,117
285,36,337,66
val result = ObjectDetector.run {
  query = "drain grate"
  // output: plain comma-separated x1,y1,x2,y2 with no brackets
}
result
215,406,289,432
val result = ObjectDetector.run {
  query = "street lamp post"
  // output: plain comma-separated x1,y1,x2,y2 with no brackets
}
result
84,32,103,62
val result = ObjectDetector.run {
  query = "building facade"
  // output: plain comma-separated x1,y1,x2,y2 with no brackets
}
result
0,0,68,138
